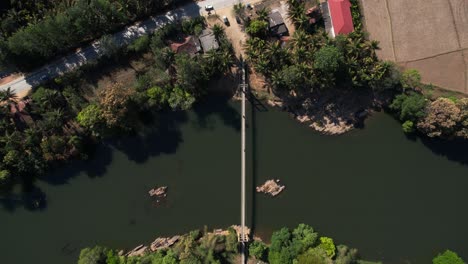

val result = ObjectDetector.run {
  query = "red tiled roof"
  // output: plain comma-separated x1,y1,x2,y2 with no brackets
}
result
328,0,354,35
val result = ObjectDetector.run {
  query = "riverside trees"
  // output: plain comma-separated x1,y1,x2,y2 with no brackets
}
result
0,0,188,69
0,18,234,190
77,224,380,264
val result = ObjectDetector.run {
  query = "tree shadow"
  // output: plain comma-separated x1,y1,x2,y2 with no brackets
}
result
420,137,468,166
109,110,187,163
0,184,47,212
192,94,241,132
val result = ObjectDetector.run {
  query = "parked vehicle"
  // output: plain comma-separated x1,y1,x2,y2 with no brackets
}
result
246,3,252,9
222,16,229,26
205,5,214,11
235,15,242,24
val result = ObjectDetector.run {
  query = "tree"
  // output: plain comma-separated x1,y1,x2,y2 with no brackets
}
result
290,224,318,256
401,120,414,134
296,248,328,264
432,250,465,264
78,246,108,264
168,86,195,110
389,92,427,122
319,237,336,258
211,24,224,42
99,34,120,58
270,227,291,253
127,35,150,53
147,85,169,108
246,20,268,37
77,104,103,131
175,53,204,93
456,98,468,139
0,87,18,104
99,83,135,129
249,240,267,260
401,69,421,91
417,97,461,138
0,170,11,186
313,45,343,74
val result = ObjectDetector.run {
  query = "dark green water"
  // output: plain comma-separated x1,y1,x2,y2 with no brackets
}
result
1,97,468,264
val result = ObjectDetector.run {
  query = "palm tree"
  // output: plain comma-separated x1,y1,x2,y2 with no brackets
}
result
211,24,224,42
256,7,270,22
290,30,310,51
0,87,18,104
218,49,234,73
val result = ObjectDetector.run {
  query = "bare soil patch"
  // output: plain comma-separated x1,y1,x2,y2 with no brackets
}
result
361,0,468,94
360,0,394,61
388,0,459,62
450,0,468,48
404,51,466,94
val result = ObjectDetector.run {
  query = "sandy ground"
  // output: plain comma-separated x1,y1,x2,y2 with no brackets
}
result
0,73,22,86
361,0,468,94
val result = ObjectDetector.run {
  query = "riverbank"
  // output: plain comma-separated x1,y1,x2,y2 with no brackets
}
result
77,224,382,263
1,101,468,263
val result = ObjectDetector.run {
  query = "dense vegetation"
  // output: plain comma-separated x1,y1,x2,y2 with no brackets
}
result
0,18,234,192
77,224,381,264
0,0,188,70
243,0,468,140
77,224,465,263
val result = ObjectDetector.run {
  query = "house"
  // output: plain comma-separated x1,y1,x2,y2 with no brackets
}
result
268,11,289,37
198,29,219,52
169,36,201,57
321,0,354,37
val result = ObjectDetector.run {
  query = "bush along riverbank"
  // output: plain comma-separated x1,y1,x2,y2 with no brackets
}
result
0,18,235,193
77,224,381,264
244,0,468,138
77,224,465,264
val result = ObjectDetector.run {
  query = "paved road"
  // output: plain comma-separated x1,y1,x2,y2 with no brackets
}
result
0,0,243,95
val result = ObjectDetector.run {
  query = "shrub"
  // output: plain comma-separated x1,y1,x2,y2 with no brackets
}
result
402,120,414,134
249,240,268,260
432,250,465,264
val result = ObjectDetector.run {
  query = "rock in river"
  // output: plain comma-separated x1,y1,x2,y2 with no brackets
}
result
256,179,285,197
149,186,167,197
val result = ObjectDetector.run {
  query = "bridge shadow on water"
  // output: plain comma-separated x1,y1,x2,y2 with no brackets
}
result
247,90,269,237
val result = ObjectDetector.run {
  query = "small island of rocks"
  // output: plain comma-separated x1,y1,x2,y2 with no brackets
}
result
256,179,285,197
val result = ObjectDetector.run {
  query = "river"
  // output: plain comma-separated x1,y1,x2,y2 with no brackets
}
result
1,96,468,264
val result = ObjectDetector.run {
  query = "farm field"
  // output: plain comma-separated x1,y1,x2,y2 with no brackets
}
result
360,0,468,94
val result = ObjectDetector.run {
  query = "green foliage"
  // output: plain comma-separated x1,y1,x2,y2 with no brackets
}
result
100,34,120,59
433,250,465,264
78,246,108,264
313,45,343,74
249,240,268,260
0,170,11,185
77,104,103,131
147,86,169,107
246,20,268,37
290,224,318,256
128,35,150,53
296,247,328,264
168,86,195,110
389,92,427,122
319,237,336,258
3,0,180,69
401,120,415,134
401,69,421,91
